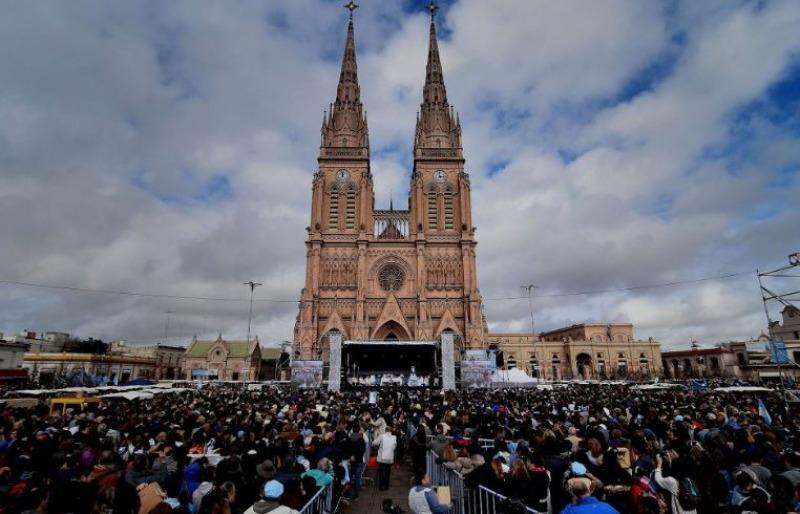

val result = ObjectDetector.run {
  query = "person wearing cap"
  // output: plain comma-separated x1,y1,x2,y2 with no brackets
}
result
244,479,299,514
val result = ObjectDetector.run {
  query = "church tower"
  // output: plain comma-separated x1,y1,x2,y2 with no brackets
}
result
293,3,486,363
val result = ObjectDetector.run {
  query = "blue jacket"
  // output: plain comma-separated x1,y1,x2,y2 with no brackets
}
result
560,496,619,514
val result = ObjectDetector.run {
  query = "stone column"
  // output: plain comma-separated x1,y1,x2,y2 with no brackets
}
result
328,333,342,392
441,332,456,391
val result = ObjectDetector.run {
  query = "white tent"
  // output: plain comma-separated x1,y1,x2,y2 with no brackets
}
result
489,368,538,383
714,386,773,393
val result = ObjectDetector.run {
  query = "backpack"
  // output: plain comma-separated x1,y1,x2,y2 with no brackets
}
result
677,477,700,510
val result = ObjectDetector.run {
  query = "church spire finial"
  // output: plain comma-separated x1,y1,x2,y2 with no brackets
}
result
344,1,358,20
427,0,439,19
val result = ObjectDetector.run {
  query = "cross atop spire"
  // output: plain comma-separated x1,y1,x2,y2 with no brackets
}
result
344,1,358,19
427,0,439,18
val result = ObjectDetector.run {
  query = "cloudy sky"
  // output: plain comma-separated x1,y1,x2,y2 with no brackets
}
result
1,0,799,350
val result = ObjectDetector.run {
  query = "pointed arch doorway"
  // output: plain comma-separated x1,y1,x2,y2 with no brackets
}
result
372,320,412,341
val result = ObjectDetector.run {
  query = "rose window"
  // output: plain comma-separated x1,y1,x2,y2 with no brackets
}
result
378,264,404,291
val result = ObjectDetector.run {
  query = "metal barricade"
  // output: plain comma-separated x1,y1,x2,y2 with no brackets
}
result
426,451,544,514
473,485,543,514
425,450,467,514
424,434,497,451
297,482,333,514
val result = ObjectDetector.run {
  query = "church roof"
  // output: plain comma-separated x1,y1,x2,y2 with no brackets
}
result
185,337,259,359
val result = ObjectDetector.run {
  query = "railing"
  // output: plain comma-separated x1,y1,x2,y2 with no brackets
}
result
474,485,543,514
426,451,544,514
425,434,509,450
298,482,333,514
426,450,468,514
374,210,410,239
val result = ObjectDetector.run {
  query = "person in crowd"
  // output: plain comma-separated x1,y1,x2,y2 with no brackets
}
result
562,479,619,514
374,425,398,491
0,378,798,514
408,473,450,514
243,479,298,514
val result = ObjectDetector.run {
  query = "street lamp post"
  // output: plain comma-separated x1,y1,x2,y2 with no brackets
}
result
520,284,538,379
243,281,262,344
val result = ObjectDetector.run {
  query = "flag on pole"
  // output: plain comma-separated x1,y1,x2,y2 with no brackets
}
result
758,398,772,426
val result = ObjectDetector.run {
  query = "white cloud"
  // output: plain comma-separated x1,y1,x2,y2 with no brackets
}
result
1,0,799,349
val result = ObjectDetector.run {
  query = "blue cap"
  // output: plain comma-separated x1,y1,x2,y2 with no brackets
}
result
264,480,284,499
570,462,587,476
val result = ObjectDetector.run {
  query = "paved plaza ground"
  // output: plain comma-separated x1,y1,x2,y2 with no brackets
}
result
346,461,414,513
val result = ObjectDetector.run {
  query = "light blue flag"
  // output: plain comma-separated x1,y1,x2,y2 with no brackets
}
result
758,397,772,426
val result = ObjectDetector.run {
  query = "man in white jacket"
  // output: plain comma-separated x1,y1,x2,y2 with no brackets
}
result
373,425,397,490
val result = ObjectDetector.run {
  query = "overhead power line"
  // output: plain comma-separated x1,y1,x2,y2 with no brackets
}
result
481,271,753,301
0,270,754,304
0,280,295,303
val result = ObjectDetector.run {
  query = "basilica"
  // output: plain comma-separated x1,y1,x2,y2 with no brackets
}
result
292,4,662,387
293,5,485,362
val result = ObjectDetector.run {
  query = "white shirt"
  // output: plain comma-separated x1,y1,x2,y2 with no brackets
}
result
374,432,397,464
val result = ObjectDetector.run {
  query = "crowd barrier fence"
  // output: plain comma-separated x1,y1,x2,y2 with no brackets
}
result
298,482,333,514
426,451,543,514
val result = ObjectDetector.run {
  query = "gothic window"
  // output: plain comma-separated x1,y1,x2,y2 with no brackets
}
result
378,264,404,292
443,189,454,230
427,191,438,229
345,189,356,229
329,188,339,229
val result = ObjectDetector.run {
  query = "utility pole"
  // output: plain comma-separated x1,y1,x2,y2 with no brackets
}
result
521,284,538,379
755,252,800,420
163,310,173,344
243,281,262,344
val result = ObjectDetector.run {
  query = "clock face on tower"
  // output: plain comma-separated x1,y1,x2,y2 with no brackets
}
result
433,169,447,183
336,169,350,182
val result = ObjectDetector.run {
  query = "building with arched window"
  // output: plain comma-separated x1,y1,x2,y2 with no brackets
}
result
488,323,662,380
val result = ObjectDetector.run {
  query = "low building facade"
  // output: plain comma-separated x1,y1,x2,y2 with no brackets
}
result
24,352,157,384
0,340,30,381
109,342,186,379
183,336,261,381
663,336,800,381
487,323,662,380
662,344,742,379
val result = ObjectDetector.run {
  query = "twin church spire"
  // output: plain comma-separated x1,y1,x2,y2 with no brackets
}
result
321,2,368,152
321,1,462,157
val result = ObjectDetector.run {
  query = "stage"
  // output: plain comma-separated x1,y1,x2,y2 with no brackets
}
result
342,341,439,388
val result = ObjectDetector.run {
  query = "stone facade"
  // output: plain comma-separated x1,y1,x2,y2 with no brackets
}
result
0,340,29,379
24,352,157,384
293,10,485,362
663,336,800,381
109,342,186,380
183,336,261,381
488,324,663,380
662,344,742,379
770,306,800,343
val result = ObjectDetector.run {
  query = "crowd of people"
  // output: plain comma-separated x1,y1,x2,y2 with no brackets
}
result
0,380,798,514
